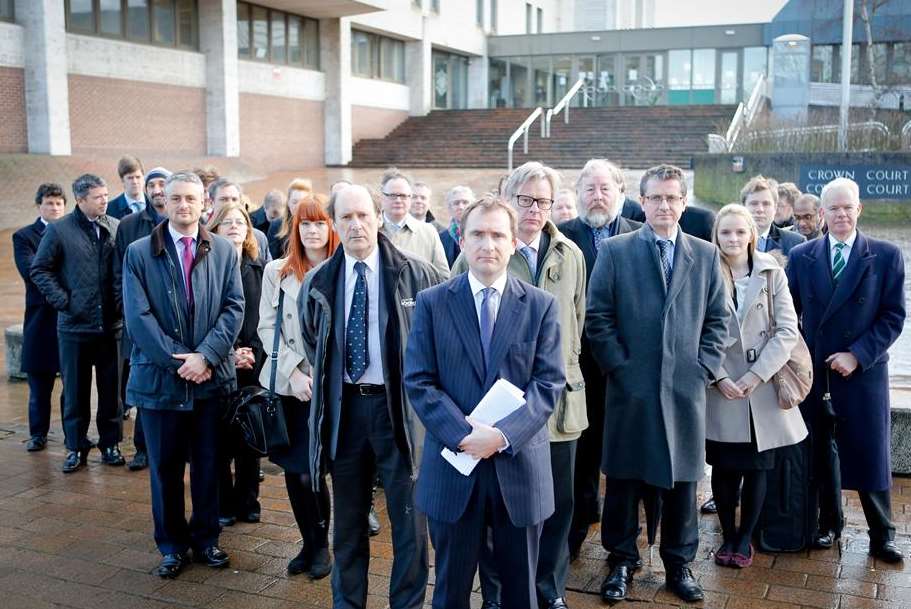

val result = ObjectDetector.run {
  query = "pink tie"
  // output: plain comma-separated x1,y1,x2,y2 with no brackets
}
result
180,236,195,308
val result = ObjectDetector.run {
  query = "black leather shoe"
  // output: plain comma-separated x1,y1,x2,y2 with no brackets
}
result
155,552,189,578
666,566,704,602
309,546,332,580
26,436,47,452
62,451,83,473
194,546,230,568
480,601,501,609
368,506,381,536
287,546,312,575
812,530,837,549
600,564,633,603
218,516,236,528
128,451,148,471
101,445,126,466
237,512,261,523
545,598,569,609
700,497,717,514
870,540,904,563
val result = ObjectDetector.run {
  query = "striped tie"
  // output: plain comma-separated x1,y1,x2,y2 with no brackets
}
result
832,241,847,280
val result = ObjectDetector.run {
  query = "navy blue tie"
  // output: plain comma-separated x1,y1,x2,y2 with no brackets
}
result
480,287,496,371
346,261,369,382
657,239,673,292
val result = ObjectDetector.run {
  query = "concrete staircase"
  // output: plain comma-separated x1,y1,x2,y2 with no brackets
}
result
350,105,737,169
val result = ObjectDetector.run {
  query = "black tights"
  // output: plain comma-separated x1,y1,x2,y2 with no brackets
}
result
284,471,331,552
711,469,767,554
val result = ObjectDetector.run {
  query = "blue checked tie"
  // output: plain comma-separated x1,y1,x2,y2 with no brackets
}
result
832,241,847,281
346,261,369,382
520,245,537,279
593,225,611,252
480,287,496,371
657,239,673,292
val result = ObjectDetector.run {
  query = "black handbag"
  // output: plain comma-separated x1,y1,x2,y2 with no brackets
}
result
225,291,289,456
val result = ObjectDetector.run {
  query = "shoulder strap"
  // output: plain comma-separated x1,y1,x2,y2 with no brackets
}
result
765,269,776,331
269,290,285,393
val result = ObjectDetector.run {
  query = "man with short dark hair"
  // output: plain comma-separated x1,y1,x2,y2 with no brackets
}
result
439,186,473,268
793,193,826,240
122,171,244,579
742,175,805,255
208,179,271,263
776,182,801,228
410,182,445,231
14,183,67,452
31,174,124,473
109,156,149,219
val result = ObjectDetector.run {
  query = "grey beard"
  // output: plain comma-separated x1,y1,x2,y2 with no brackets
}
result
580,210,614,228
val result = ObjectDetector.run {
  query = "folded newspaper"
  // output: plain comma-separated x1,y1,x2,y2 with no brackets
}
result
441,378,526,476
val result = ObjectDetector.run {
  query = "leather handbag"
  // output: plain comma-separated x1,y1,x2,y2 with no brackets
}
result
225,291,290,456
765,272,813,409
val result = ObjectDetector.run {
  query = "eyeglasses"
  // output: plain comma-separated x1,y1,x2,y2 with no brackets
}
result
218,218,248,227
382,192,412,200
644,194,684,205
515,195,554,210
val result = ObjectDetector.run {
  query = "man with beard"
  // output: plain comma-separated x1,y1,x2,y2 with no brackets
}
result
115,167,171,471
557,159,641,561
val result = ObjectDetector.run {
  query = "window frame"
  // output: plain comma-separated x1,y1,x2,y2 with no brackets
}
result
350,28,406,84
237,1,320,70
64,0,198,50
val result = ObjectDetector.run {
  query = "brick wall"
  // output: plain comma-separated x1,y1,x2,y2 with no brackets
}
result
239,93,323,171
351,105,409,144
0,67,27,154
68,74,206,157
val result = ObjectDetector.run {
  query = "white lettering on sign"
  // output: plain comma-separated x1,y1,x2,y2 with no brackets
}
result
808,169,856,181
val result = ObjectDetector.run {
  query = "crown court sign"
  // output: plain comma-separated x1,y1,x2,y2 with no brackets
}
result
799,164,911,200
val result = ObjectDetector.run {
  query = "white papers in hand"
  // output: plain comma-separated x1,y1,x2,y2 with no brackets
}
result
441,379,526,476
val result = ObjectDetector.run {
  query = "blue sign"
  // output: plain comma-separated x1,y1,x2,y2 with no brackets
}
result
799,165,911,200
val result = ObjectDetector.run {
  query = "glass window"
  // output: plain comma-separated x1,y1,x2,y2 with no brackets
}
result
431,0,440,13
152,0,175,45
251,4,268,60
871,43,888,85
489,58,508,107
270,10,287,64
812,45,834,82
477,0,483,27
433,52,449,108
533,56,551,106
287,14,302,65
100,0,123,36
691,48,715,103
381,37,404,82
537,7,542,33
743,46,767,92
176,0,195,48
68,0,95,32
596,54,617,105
127,0,150,41
237,2,251,58
526,3,532,33
552,56,572,103
720,51,738,104
892,43,911,83
510,57,529,107
0,0,13,22
351,30,373,77
668,49,691,104
302,18,319,68
574,55,594,107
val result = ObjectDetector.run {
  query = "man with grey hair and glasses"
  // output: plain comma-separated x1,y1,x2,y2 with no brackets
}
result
557,158,641,561
32,174,125,473
439,185,474,268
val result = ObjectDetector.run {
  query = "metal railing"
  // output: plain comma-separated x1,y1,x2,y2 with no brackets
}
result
708,75,768,152
903,120,911,149
742,120,890,152
507,107,544,172
544,77,586,138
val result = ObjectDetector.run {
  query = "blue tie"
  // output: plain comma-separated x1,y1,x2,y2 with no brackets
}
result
480,287,496,371
657,239,673,292
346,261,369,382
593,225,611,251
520,246,537,279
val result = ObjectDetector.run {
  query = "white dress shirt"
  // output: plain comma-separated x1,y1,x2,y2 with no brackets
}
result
828,230,857,268
343,247,384,385
168,223,198,296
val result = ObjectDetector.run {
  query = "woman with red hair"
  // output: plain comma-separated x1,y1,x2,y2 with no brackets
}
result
258,195,339,579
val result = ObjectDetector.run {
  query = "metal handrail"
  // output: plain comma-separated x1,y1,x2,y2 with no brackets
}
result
544,77,586,138
507,107,543,172
903,120,911,149
742,120,890,152
721,74,767,151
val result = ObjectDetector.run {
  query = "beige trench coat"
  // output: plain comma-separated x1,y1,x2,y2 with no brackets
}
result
257,258,310,396
706,251,808,452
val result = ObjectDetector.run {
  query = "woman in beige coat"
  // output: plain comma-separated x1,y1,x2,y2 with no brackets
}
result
707,204,808,569
258,196,339,580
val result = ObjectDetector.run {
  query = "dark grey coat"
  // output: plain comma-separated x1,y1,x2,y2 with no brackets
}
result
585,225,730,489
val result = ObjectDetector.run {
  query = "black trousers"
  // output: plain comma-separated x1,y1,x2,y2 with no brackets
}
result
142,399,220,556
602,477,698,570
330,387,428,609
480,439,577,605
217,420,261,518
859,489,896,543
429,459,542,609
58,334,121,451
121,359,146,452
27,371,59,439
571,354,606,545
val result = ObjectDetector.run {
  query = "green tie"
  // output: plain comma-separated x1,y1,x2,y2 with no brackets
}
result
832,242,847,280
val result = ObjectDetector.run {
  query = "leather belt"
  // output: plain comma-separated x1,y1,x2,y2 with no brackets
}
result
343,383,385,396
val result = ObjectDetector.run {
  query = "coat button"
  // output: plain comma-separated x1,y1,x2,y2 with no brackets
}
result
289,339,295,344
858,297,865,304
286,313,292,319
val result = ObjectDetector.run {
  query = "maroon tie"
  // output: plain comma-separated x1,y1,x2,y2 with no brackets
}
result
180,236,195,308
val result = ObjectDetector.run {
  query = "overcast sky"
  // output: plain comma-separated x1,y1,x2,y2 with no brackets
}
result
652,0,790,27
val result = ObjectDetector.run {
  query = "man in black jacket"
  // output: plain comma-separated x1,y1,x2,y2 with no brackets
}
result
13,183,67,452
108,156,150,220
115,167,171,471
31,174,124,473
558,159,641,562
742,175,805,256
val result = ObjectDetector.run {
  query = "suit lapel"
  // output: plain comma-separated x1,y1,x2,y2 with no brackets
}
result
484,276,526,387
446,276,486,383
663,234,694,314
333,263,346,361
805,236,835,309
741,268,767,317
822,232,873,325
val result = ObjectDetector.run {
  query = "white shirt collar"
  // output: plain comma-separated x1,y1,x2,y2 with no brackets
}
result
759,225,772,240
345,245,380,277
829,230,857,249
383,212,410,230
168,222,199,247
468,269,508,297
38,217,48,226
517,232,542,252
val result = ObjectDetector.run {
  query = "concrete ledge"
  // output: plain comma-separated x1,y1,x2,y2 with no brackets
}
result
893,396,911,474
4,324,25,381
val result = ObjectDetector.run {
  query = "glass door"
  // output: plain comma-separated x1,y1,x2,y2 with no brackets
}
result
596,54,618,106
433,51,449,109
719,50,739,104
573,55,595,107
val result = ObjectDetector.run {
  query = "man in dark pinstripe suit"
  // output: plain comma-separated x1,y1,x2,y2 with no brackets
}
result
405,195,566,609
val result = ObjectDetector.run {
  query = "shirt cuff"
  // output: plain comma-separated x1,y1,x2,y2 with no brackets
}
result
496,429,510,453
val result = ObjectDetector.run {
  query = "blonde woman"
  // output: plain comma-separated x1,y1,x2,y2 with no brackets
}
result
707,204,808,568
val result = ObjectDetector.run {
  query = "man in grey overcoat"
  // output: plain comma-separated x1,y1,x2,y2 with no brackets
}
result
586,164,729,604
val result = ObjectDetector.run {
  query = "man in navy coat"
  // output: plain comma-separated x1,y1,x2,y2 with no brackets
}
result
108,156,150,219
405,195,566,609
787,177,906,563
13,183,67,451
742,175,805,256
